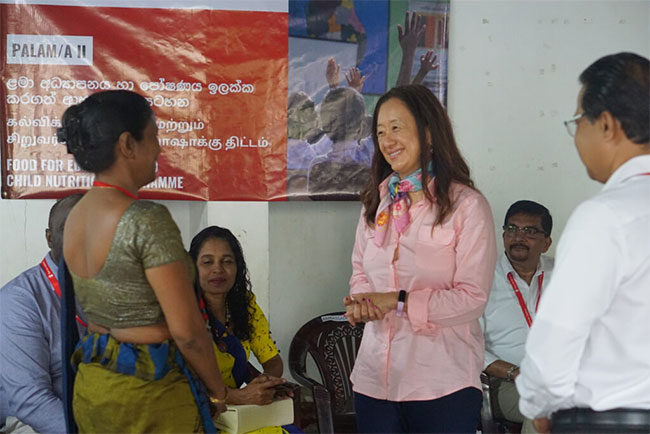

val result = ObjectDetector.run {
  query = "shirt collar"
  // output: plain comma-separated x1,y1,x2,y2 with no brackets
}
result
536,255,550,274
44,252,59,277
500,251,546,280
603,154,650,191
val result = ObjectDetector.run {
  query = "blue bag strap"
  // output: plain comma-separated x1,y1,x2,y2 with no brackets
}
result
59,258,79,434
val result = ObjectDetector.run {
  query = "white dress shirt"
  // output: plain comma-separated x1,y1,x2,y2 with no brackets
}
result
481,252,554,368
517,155,650,418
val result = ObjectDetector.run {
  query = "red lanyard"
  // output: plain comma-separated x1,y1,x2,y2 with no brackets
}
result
507,271,544,328
625,172,650,181
92,180,138,200
40,259,88,328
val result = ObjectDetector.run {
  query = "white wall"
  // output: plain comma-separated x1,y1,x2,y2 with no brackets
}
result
1,0,648,381
1,199,55,285
447,0,649,254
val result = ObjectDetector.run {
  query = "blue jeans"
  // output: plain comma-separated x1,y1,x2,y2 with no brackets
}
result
354,387,482,433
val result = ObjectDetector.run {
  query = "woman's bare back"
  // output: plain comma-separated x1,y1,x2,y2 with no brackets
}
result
64,188,133,279
63,188,171,342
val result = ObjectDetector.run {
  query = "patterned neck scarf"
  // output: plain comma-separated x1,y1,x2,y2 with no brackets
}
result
374,163,434,247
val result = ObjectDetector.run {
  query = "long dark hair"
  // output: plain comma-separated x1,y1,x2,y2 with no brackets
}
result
361,84,475,227
189,226,253,341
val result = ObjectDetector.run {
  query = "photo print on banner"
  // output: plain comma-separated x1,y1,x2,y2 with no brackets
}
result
286,0,449,200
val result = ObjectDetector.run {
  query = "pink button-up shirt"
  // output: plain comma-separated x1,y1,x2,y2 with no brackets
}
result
349,181,496,401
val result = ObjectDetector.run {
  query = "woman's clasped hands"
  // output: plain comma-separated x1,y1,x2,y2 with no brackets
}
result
343,292,399,326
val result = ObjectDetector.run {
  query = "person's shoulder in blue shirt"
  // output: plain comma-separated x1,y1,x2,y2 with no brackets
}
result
0,194,83,434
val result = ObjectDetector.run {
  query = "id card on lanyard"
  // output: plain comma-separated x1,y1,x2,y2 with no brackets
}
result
507,271,544,327
40,258,87,328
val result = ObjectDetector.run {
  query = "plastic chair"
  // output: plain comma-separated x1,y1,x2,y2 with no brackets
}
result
480,372,523,433
289,312,365,434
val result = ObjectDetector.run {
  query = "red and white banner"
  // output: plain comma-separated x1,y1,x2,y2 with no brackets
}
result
1,1,288,200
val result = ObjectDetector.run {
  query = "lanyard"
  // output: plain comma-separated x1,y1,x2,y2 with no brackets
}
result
40,259,88,328
506,271,544,328
92,180,138,199
624,172,650,182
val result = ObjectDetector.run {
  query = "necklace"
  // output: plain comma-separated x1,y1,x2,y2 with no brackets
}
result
92,180,138,200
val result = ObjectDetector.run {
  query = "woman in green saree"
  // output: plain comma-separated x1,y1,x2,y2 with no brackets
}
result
59,90,227,432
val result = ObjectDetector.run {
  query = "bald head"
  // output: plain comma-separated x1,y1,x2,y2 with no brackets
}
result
47,193,83,264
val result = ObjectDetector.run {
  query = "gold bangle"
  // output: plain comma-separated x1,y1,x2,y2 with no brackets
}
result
210,388,228,405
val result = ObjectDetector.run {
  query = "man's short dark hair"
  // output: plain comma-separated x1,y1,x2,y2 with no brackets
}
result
504,200,553,236
579,52,649,144
48,193,84,230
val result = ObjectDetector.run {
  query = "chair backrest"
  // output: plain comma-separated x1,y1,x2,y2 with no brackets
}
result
480,372,498,433
289,312,364,417
480,372,523,434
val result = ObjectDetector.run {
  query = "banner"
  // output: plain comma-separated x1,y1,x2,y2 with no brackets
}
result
1,0,449,201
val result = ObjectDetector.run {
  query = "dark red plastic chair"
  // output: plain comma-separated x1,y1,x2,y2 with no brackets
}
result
289,312,365,434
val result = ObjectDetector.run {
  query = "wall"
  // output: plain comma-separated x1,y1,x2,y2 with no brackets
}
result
447,0,648,256
1,0,648,381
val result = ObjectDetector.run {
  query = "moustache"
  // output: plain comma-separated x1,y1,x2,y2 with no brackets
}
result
510,244,529,250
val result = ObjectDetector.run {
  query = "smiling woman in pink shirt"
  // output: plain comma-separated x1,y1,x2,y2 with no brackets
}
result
344,84,497,433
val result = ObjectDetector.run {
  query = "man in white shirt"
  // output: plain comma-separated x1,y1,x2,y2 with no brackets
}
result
516,52,650,433
481,200,553,433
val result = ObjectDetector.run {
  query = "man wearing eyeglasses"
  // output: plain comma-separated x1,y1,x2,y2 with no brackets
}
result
516,52,650,433
481,200,553,434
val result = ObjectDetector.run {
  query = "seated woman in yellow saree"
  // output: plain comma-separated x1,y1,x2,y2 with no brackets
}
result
58,90,227,433
189,226,301,434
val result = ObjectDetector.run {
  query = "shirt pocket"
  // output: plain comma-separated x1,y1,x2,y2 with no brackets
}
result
415,226,456,270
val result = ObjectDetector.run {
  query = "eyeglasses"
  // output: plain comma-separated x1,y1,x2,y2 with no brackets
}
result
564,113,585,137
503,224,547,238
